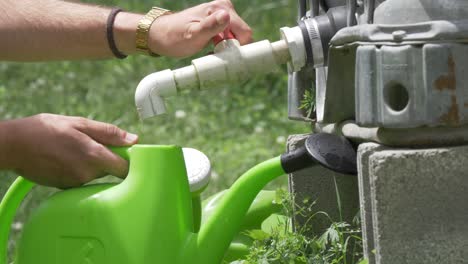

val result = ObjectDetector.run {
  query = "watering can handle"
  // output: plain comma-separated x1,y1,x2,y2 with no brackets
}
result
108,146,130,160
0,177,33,264
0,146,130,264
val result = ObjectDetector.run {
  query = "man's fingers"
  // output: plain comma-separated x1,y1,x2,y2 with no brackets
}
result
187,9,230,42
88,141,129,179
228,11,253,45
99,148,129,178
73,117,138,146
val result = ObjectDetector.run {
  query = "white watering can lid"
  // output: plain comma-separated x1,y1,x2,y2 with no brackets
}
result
182,148,211,193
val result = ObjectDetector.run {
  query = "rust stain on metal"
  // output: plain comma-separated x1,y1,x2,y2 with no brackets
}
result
434,55,456,91
440,95,460,125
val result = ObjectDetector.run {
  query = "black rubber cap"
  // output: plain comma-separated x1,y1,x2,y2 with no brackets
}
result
305,133,357,175
281,133,357,175
281,145,316,174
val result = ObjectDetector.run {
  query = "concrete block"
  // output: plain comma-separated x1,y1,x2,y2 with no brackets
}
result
287,134,360,236
357,143,384,264
358,143,468,264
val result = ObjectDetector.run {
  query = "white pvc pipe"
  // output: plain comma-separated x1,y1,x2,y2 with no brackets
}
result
134,70,177,119
134,28,304,119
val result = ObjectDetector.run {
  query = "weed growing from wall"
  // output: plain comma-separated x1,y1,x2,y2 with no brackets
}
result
239,190,367,264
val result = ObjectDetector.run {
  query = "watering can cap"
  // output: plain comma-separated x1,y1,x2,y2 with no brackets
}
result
182,148,211,193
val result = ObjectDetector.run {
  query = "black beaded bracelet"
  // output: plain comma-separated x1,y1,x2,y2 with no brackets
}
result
106,8,128,59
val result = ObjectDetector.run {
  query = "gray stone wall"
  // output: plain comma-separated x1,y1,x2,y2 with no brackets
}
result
287,134,360,235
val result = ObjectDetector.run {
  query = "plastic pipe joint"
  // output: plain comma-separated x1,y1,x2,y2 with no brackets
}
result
135,70,178,119
134,34,301,119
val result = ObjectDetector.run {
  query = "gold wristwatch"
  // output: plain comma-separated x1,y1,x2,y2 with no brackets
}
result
136,7,171,56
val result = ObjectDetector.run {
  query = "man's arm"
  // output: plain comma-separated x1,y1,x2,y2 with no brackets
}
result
0,0,133,60
0,0,252,61
0,0,253,188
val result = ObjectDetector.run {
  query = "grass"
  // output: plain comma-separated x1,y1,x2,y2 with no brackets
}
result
299,89,316,119
240,190,365,264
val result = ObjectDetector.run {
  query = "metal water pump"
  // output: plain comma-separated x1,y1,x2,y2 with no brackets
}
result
136,0,468,147
296,0,468,147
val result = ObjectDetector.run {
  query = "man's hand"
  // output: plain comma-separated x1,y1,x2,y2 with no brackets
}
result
0,114,138,189
0,0,253,60
148,0,253,58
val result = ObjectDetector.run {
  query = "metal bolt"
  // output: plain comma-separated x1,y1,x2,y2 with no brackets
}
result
392,30,407,42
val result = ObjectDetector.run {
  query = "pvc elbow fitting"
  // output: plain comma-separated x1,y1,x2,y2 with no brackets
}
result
134,70,177,119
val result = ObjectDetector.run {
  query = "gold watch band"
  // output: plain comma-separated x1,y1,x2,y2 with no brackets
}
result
136,7,170,56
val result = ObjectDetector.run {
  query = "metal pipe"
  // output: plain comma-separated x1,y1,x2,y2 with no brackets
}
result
366,0,375,23
310,0,320,17
319,0,329,12
346,0,357,26
298,0,307,21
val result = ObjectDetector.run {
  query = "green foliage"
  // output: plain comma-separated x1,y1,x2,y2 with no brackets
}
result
299,88,316,119
241,190,365,264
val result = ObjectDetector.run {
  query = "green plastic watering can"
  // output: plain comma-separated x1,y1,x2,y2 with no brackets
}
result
0,133,357,264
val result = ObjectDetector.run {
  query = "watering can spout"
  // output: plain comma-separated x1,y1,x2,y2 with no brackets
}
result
195,157,286,263
194,133,358,263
